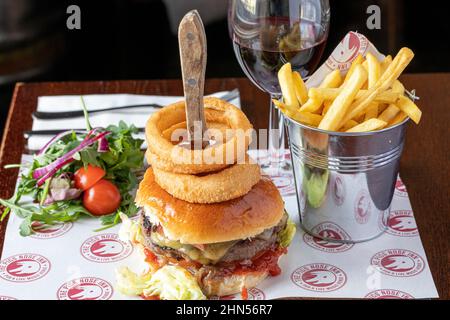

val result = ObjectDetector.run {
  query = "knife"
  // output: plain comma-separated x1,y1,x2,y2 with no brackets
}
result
31,89,239,120
24,127,145,139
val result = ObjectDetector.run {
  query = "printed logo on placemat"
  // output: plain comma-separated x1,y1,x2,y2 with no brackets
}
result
209,294,236,300
0,296,17,300
80,233,133,263
247,288,265,300
394,179,408,197
332,176,345,206
370,249,425,277
291,263,347,292
30,221,73,239
209,288,264,300
386,210,418,237
354,189,371,224
365,289,414,299
0,253,51,282
57,277,113,300
303,222,354,253
270,173,296,197
326,32,368,70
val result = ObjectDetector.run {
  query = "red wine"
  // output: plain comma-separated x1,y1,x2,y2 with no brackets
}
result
233,38,326,94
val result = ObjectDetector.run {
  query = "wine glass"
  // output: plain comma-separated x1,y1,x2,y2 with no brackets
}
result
228,0,330,169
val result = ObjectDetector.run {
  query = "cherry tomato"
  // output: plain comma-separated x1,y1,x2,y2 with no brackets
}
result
74,165,105,190
82,179,121,216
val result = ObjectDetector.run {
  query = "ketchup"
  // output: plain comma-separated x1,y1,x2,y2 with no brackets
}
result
241,287,248,300
143,248,160,270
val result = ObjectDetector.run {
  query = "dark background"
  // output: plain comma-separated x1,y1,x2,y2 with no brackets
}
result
1,0,449,135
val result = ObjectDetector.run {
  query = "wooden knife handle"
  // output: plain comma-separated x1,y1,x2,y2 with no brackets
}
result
178,10,208,144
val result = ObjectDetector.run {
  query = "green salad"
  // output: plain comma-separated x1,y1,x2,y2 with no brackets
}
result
0,98,144,235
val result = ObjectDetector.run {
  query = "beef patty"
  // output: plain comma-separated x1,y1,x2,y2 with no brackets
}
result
141,211,288,265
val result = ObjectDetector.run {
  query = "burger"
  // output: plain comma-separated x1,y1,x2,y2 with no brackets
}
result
115,98,296,300
135,168,295,298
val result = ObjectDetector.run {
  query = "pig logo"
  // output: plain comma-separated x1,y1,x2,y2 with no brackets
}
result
209,294,236,300
247,288,265,300
269,173,296,197
327,32,368,70
209,288,264,300
291,263,347,292
30,221,73,239
394,178,408,197
386,210,418,237
303,222,354,253
332,176,345,206
0,253,51,282
81,233,132,263
57,277,113,300
365,289,414,299
354,189,371,224
371,249,425,277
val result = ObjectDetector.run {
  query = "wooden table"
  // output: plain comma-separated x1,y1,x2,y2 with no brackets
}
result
0,75,448,299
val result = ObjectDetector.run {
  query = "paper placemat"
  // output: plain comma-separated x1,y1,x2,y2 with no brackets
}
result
0,150,438,300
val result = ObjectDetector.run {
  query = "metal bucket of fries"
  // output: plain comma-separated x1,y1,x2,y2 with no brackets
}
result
277,32,421,242
285,117,409,242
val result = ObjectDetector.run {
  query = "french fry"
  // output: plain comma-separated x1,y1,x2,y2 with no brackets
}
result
321,69,343,88
322,100,331,116
343,54,364,84
340,47,415,126
391,80,405,94
364,105,378,120
272,99,293,115
292,71,308,105
396,95,422,124
278,63,299,109
273,99,322,126
300,70,342,113
389,111,408,126
364,53,381,120
291,112,323,127
300,97,322,113
381,55,392,74
341,119,359,131
378,104,400,123
362,60,368,71
309,88,400,104
346,118,387,132
366,53,381,88
378,103,388,113
318,65,368,131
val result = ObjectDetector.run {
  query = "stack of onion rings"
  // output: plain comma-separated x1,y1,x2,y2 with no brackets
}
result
145,97,260,203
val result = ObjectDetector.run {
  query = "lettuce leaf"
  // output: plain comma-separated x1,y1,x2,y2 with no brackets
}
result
115,266,153,296
143,266,206,300
115,265,205,300
118,213,144,244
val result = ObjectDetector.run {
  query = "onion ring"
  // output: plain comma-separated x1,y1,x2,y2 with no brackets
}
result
152,157,261,203
146,97,253,174
146,148,227,174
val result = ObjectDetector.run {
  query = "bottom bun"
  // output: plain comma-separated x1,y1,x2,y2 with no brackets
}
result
199,270,268,298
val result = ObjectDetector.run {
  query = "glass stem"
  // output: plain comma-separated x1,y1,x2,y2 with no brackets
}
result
268,94,285,168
